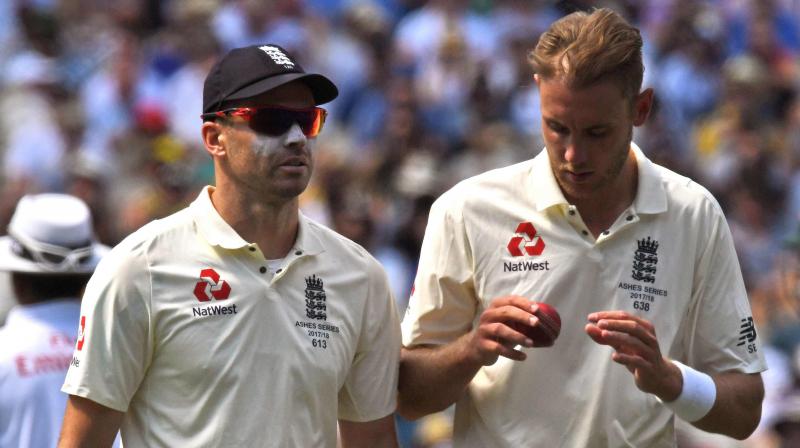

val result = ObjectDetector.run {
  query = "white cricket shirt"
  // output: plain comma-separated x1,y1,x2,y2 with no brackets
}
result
0,299,80,448
402,145,767,447
63,186,401,447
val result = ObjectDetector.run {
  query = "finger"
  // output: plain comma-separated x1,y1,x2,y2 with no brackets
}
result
482,304,534,324
596,319,658,349
493,340,527,362
585,323,607,344
611,351,649,370
588,310,633,322
589,311,655,332
598,329,653,355
489,295,537,313
586,323,642,349
490,321,534,348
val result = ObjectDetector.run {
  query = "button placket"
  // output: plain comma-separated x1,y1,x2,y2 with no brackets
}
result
269,249,303,282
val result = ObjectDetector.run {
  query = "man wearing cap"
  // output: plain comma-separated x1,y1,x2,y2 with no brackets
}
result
0,194,109,448
58,44,401,447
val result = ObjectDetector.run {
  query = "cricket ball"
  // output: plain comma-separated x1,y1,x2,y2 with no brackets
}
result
513,302,561,347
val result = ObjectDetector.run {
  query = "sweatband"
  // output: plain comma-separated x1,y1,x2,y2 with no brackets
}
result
659,360,717,422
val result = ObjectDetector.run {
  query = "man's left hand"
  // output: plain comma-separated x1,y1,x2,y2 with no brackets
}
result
585,310,682,401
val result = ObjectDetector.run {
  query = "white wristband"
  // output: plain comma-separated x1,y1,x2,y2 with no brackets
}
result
660,361,717,422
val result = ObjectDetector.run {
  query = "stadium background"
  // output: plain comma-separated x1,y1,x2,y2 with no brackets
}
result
0,0,798,446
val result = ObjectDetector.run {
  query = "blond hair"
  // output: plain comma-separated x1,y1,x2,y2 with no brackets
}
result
529,8,644,99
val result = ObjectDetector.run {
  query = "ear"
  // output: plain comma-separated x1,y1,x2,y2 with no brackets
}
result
632,88,654,127
201,121,227,158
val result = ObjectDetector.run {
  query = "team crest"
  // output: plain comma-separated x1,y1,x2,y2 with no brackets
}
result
631,237,659,283
305,275,327,320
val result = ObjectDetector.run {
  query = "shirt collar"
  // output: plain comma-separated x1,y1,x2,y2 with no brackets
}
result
190,186,325,255
295,212,325,256
630,143,668,214
528,143,668,215
190,186,250,249
529,148,567,212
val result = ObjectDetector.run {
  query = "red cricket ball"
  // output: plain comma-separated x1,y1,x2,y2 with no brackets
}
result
512,302,562,347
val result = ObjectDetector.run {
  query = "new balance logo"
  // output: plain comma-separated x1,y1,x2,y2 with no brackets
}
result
737,317,757,346
193,268,231,301
507,222,546,257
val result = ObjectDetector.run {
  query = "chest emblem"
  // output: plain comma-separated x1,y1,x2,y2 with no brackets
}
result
193,268,231,301
631,237,659,283
507,222,546,257
305,275,327,320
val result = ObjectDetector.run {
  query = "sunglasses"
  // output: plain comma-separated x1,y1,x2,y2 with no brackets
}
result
201,106,327,138
9,229,94,271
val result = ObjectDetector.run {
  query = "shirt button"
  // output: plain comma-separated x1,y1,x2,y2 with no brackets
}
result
295,250,302,256
259,267,267,274
626,215,634,221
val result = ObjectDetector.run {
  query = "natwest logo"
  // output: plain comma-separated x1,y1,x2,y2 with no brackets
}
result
193,268,231,301
76,316,86,351
507,222,545,257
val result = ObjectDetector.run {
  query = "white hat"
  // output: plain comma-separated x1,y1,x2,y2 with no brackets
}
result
0,194,109,274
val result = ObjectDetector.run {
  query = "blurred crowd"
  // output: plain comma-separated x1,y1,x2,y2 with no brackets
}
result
0,0,799,447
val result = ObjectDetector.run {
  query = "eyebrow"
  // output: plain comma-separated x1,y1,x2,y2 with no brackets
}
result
544,118,614,130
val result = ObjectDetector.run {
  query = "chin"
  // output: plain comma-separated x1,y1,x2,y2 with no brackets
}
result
558,179,600,201
273,182,310,199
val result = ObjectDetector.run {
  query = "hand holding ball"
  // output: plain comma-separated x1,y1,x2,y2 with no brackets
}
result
513,302,561,347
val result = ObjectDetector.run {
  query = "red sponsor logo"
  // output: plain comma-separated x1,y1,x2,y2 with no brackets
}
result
507,222,546,257
76,316,86,351
16,354,73,377
193,268,231,301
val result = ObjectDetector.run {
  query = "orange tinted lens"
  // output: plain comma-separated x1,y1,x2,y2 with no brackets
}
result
305,108,325,137
247,107,325,137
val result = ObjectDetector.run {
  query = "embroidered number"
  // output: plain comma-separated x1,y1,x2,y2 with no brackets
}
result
633,300,650,312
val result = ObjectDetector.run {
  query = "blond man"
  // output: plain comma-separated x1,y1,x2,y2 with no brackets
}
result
399,9,765,447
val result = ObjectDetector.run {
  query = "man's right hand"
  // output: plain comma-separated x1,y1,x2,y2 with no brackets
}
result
467,295,539,365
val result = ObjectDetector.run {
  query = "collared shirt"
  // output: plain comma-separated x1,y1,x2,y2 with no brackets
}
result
63,186,401,447
0,299,81,448
402,145,767,448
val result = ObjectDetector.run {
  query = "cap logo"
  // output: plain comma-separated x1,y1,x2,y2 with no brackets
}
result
259,45,295,69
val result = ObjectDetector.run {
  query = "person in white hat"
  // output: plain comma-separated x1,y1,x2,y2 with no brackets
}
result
0,193,109,448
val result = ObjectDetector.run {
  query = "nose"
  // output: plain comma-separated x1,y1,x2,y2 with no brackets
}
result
564,138,588,165
284,122,307,149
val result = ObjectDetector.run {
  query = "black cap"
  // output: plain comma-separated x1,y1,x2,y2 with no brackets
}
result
202,44,338,114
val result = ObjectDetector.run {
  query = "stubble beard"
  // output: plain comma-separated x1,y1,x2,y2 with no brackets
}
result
244,136,313,201
556,130,633,202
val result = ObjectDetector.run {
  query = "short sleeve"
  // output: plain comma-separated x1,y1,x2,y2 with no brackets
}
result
680,202,767,374
401,192,478,347
61,239,154,411
337,258,401,422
